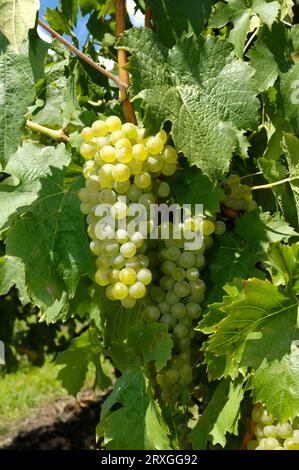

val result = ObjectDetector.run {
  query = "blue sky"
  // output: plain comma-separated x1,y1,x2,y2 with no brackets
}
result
39,0,89,46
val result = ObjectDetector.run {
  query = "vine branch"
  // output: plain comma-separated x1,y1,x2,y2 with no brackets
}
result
145,3,152,28
38,19,126,91
26,120,69,142
252,176,299,190
115,0,137,124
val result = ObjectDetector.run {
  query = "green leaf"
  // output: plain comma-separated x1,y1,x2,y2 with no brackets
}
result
0,0,39,53
59,0,78,26
4,142,94,319
0,35,35,169
206,279,298,357
210,0,280,58
282,133,299,231
147,0,217,48
280,62,299,135
45,8,72,36
167,164,225,216
79,0,99,16
189,378,244,449
31,60,78,128
0,255,29,304
119,29,259,180
128,321,173,371
56,328,112,395
206,209,296,302
268,241,299,293
28,28,49,82
0,142,69,232
249,344,299,422
98,369,171,450
247,23,292,92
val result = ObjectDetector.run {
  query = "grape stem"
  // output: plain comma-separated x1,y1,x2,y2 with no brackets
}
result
115,0,137,124
243,29,258,55
145,3,152,28
38,19,126,91
26,120,68,142
252,176,299,190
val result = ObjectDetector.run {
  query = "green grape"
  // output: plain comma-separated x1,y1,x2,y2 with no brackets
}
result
165,291,180,305
81,127,95,143
115,229,129,243
80,143,97,160
263,425,277,438
111,201,128,220
92,119,109,137
173,323,189,339
185,267,199,281
171,303,186,319
276,423,293,439
163,146,178,163
146,155,163,173
134,172,152,189
116,146,133,164
111,282,128,300
226,174,241,187
109,269,120,283
120,242,137,258
119,267,137,285
172,268,185,282
166,246,181,261
99,188,117,204
114,180,131,195
112,164,131,182
129,282,147,299
160,313,176,329
106,115,122,132
284,438,299,450
214,220,226,235
161,162,177,176
162,260,177,275
110,254,126,269
137,268,152,285
174,281,191,298
146,136,164,154
157,181,170,198
158,302,170,314
109,130,124,144
121,295,136,309
259,438,279,450
201,219,215,236
156,130,168,144
122,122,137,140
95,269,110,286
142,305,160,322
186,302,202,319
179,251,196,269
127,184,142,202
164,369,179,384
132,143,148,161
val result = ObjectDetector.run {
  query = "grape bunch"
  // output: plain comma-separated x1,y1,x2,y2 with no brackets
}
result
222,174,257,212
140,218,226,402
247,404,299,450
78,115,178,308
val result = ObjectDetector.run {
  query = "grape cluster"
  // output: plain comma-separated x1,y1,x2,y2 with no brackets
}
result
78,115,178,308
247,404,299,450
222,174,257,212
140,218,226,402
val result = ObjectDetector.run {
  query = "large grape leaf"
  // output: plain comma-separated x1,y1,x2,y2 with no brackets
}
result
98,369,171,450
118,29,259,180
0,0,39,54
4,142,94,320
206,209,296,302
247,23,292,92
56,328,112,395
189,378,244,449
147,0,217,48
0,35,35,169
268,241,299,294
0,142,70,232
209,0,280,57
167,164,225,216
248,345,299,422
282,133,299,230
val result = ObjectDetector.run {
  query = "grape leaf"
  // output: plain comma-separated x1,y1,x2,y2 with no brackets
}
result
98,369,171,450
0,142,70,232
31,60,78,128
118,29,259,180
206,209,296,302
127,321,173,371
247,23,292,92
0,255,29,304
280,62,299,135
189,378,244,449
0,0,39,54
0,35,35,169
56,328,112,395
209,0,280,58
45,8,73,36
59,0,78,27
79,0,99,16
147,0,217,48
206,279,298,357
268,241,299,293
28,29,49,83
282,133,299,231
4,142,94,320
248,344,299,422
167,164,225,216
